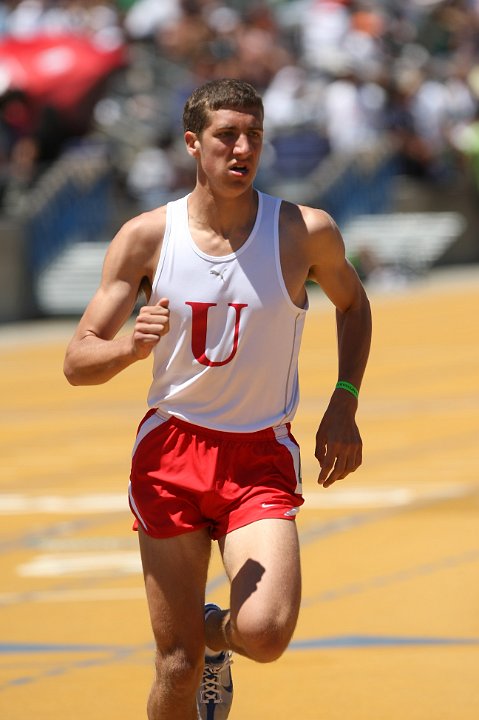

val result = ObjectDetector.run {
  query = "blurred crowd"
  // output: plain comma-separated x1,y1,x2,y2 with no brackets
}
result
1,0,479,213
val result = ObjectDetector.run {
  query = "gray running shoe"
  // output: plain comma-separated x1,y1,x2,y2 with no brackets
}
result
197,604,233,720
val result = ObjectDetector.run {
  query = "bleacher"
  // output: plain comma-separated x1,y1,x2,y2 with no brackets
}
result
342,212,467,273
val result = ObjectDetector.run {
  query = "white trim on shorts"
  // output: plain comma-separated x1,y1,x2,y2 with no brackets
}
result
128,481,148,531
131,411,169,459
273,425,302,494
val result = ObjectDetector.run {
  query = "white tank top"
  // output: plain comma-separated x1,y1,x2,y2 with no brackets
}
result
146,191,308,432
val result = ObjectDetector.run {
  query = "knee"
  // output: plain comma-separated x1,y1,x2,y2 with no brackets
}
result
153,646,203,694
233,612,295,663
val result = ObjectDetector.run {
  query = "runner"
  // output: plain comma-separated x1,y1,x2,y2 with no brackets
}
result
64,78,372,720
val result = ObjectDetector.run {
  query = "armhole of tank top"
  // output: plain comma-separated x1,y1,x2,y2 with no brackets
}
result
150,199,175,298
273,198,309,314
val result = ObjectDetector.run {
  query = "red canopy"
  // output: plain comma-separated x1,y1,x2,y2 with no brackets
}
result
0,33,127,128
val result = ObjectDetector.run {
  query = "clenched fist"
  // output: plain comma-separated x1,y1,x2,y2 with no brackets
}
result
133,297,170,359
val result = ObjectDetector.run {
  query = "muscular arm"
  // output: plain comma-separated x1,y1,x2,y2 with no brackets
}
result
308,212,372,392
301,207,372,486
64,210,170,386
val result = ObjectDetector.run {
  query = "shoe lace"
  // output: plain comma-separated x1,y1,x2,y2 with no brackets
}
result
199,654,232,704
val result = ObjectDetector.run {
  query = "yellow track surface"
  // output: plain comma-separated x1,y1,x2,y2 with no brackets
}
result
1,267,478,719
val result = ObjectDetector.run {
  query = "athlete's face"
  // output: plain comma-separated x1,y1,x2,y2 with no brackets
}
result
186,107,264,193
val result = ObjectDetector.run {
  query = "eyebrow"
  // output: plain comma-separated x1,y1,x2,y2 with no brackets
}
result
214,124,264,132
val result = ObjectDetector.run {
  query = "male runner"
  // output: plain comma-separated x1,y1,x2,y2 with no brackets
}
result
64,78,372,720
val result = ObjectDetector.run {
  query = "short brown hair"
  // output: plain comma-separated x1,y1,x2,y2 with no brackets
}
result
183,78,264,135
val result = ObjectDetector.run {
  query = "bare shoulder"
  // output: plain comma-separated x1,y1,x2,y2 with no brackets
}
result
104,207,166,282
280,200,344,265
107,205,167,269
279,199,364,311
281,199,335,230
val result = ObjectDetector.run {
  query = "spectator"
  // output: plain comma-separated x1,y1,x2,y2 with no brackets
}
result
1,0,479,212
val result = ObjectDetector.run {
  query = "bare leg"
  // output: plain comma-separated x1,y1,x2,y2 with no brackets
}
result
138,527,212,720
208,519,301,663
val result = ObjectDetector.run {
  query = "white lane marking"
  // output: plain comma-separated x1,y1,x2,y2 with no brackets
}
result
5,484,475,587
17,551,142,577
0,587,146,605
303,483,474,509
0,493,126,514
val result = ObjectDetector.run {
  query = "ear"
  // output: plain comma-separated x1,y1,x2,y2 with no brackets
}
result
185,130,200,158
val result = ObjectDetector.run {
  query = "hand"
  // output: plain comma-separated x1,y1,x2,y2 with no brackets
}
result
132,298,170,359
315,394,363,488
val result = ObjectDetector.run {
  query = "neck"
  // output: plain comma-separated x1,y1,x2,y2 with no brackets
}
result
187,187,259,250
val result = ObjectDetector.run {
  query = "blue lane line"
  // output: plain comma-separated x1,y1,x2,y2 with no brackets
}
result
0,642,130,654
2,635,478,691
2,634,479,658
289,635,479,650
0,644,141,692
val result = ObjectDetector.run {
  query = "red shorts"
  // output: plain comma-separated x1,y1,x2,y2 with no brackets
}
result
129,409,304,540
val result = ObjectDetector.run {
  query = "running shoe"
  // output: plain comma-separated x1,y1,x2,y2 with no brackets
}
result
197,604,233,720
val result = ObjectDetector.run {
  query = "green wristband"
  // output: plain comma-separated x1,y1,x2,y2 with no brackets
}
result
335,381,359,399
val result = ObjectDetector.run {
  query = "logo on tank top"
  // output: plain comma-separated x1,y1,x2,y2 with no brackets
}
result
209,267,228,282
185,301,248,367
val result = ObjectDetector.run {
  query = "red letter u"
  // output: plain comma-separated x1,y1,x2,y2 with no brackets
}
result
186,302,248,367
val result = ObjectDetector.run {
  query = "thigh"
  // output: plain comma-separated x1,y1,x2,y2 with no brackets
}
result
139,527,212,652
219,519,301,628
